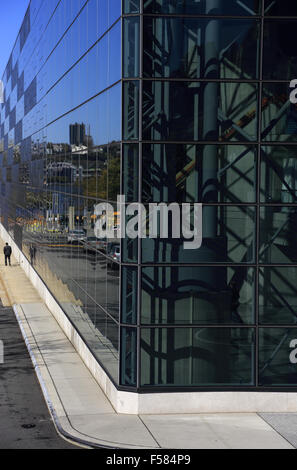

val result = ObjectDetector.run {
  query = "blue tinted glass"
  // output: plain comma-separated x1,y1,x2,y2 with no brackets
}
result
109,84,121,143
109,0,121,24
99,0,109,36
109,22,122,84
87,0,99,48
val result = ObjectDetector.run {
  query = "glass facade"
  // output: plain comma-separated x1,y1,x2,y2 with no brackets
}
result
1,0,297,392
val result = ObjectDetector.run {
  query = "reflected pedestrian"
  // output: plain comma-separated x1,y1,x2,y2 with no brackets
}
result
29,244,36,266
3,243,12,266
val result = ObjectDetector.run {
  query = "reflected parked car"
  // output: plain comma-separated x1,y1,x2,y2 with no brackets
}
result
67,229,86,244
107,243,120,268
83,236,107,253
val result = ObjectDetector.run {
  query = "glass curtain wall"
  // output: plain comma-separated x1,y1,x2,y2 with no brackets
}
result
121,0,297,390
0,0,122,383
2,0,297,392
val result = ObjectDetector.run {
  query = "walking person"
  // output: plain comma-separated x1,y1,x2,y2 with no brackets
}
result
29,244,36,266
3,243,12,266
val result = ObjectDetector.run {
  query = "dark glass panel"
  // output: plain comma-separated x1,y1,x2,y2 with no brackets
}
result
265,0,297,16
144,17,259,79
122,207,138,262
122,240,138,264
261,146,297,203
123,81,139,141
142,144,256,204
24,77,37,116
93,308,119,383
263,21,297,80
144,0,261,15
259,328,297,386
106,261,120,320
142,266,255,325
122,266,138,324
123,144,139,202
260,207,297,263
120,327,137,386
261,83,297,142
259,267,297,325
141,327,255,386
20,6,30,51
107,142,121,203
142,205,255,264
123,0,140,13
17,72,24,102
123,17,140,78
143,81,258,142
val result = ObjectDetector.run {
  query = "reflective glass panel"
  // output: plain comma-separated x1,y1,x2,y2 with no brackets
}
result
120,327,137,386
142,266,255,324
142,144,257,204
142,205,255,263
143,81,258,142
141,327,255,386
123,0,140,13
263,21,297,80
123,81,139,141
144,0,261,15
123,17,140,78
259,328,297,386
122,266,138,324
123,144,139,202
144,17,259,79
260,207,297,263
264,0,297,16
259,267,297,325
261,83,297,142
261,146,297,203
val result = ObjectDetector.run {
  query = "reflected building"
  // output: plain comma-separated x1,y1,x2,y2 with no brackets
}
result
69,122,86,147
1,0,297,412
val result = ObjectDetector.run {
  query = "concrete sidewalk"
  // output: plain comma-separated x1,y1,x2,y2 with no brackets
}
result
0,242,294,449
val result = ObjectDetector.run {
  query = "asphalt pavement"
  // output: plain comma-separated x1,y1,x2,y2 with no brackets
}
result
0,304,78,449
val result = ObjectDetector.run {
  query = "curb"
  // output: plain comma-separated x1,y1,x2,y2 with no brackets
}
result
12,304,119,450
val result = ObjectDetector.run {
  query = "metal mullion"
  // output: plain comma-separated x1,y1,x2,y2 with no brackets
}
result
119,4,124,386
140,263,258,267
255,0,266,388
141,77,261,83
124,140,259,145
136,7,143,391
142,14,262,19
139,324,256,328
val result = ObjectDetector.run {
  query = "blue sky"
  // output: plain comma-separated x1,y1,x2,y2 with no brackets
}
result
0,0,29,78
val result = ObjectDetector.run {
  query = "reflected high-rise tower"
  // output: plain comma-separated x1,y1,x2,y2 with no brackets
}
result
69,123,86,146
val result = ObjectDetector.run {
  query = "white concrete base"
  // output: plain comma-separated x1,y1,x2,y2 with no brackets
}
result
2,222,297,414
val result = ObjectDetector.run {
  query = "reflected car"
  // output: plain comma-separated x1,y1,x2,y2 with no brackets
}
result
107,243,120,268
83,236,107,252
107,242,120,255
67,229,86,244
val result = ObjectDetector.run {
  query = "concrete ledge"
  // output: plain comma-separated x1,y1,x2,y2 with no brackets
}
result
12,303,159,449
2,223,297,414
